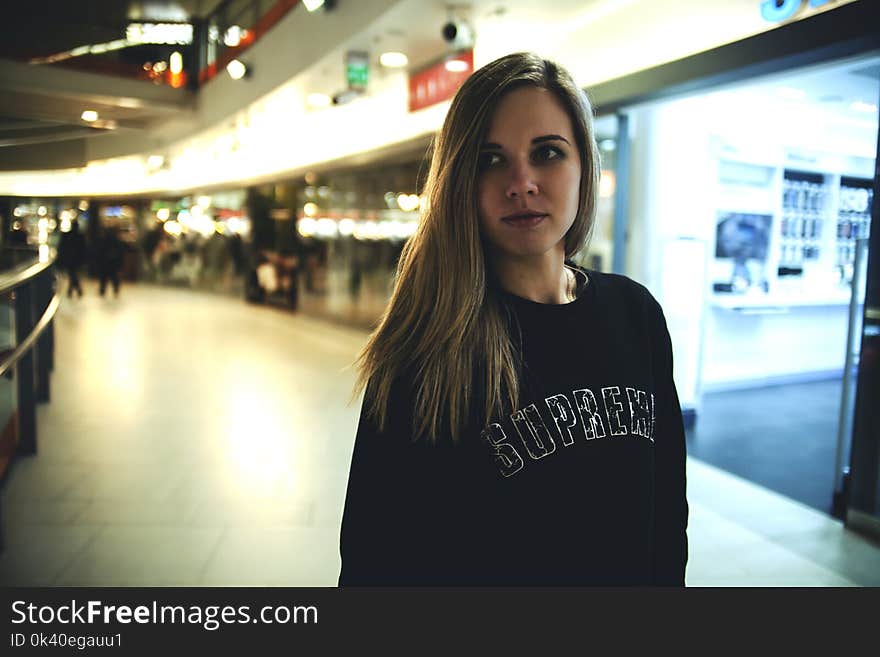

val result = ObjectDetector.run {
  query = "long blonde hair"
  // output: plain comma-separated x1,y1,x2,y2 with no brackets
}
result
354,52,600,444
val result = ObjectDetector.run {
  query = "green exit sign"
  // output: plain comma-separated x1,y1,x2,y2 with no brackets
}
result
346,51,369,90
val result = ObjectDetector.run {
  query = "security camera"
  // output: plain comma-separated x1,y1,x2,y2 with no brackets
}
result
441,20,473,48
442,21,458,42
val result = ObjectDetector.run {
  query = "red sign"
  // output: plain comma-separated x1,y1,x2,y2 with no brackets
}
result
408,50,474,112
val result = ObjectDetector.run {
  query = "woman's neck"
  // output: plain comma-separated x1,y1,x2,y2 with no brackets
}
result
491,251,574,304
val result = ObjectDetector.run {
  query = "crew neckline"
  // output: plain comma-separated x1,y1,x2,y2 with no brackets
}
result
499,262,593,309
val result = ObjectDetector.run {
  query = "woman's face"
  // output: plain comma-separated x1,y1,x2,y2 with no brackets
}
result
476,86,582,263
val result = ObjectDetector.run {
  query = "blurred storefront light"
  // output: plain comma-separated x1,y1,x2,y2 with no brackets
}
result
338,218,355,236
224,25,243,47
226,217,249,235
397,193,420,212
169,51,183,74
599,170,616,198
316,218,338,237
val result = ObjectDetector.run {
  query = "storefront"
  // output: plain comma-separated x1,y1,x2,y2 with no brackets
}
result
583,0,879,531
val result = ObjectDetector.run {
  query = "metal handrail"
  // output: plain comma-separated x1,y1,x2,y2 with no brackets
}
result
0,250,55,296
0,291,60,378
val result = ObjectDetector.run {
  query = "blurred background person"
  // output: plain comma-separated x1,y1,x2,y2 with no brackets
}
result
95,225,125,297
57,218,87,298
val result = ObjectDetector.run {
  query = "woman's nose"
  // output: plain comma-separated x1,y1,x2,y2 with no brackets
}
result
505,162,539,198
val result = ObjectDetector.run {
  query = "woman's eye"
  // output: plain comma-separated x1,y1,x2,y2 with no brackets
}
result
478,152,503,170
533,145,563,162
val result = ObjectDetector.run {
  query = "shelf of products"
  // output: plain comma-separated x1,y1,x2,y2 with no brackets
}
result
711,155,874,307
836,176,873,283
779,170,827,267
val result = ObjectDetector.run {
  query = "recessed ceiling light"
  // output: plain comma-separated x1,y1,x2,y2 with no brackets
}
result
81,110,98,122
379,52,408,68
303,0,325,11
851,100,878,113
226,59,247,80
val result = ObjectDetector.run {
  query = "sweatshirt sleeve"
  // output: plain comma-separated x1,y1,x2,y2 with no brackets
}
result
337,378,439,586
649,298,689,586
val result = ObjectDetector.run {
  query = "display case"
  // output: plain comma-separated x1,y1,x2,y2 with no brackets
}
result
710,147,873,308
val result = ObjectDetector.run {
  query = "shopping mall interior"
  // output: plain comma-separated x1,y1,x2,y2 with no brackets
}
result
0,0,879,586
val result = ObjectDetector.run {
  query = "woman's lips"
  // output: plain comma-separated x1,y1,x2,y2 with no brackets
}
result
502,213,548,227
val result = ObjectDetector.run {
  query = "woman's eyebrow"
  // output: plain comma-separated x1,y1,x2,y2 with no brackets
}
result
533,134,571,145
481,134,571,149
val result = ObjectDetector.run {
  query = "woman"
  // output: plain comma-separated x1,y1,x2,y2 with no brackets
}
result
338,52,688,586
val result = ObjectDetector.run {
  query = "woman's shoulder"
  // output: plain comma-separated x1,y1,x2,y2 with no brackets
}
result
574,267,659,308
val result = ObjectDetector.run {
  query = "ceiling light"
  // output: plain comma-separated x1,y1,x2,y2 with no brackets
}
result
444,59,468,73
380,52,408,68
226,59,247,80
851,100,878,113
307,93,332,108
169,51,183,74
81,110,98,122
303,0,325,11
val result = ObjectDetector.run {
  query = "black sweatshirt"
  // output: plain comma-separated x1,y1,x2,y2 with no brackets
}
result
338,267,688,586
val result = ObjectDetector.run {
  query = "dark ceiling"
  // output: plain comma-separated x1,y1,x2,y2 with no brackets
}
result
0,1,227,62
0,1,233,168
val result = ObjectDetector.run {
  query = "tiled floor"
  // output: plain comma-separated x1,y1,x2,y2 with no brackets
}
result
1,281,878,586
